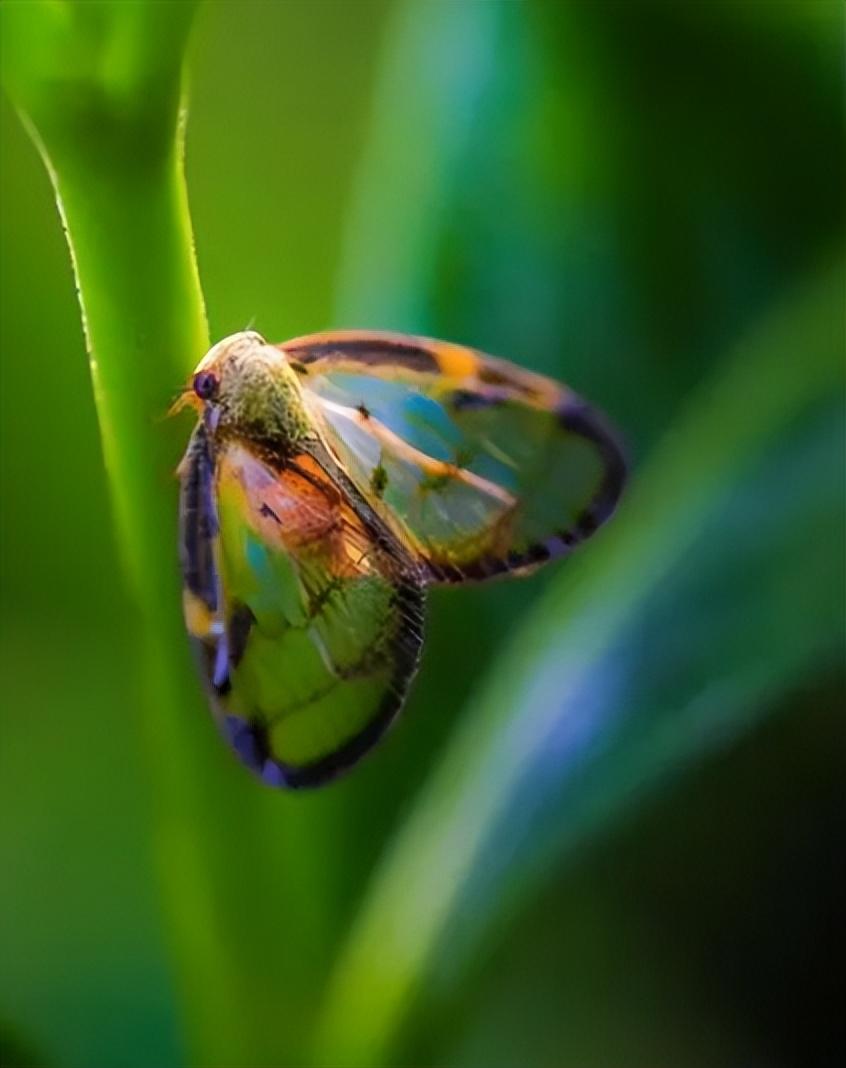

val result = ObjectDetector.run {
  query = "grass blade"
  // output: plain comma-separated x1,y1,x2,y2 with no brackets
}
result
313,262,844,1066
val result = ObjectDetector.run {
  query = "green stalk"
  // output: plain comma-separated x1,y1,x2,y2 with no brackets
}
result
2,4,270,1063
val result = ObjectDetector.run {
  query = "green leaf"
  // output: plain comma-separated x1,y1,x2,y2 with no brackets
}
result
333,0,505,330
312,262,845,1066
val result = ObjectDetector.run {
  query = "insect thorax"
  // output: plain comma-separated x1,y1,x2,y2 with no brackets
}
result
220,350,314,450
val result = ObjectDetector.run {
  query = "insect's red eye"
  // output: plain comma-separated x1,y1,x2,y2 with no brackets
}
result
193,371,219,401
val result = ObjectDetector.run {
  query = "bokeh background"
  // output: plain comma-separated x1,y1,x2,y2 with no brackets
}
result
1,2,843,1067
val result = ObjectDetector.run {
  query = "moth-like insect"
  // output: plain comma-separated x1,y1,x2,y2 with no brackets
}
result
175,331,626,787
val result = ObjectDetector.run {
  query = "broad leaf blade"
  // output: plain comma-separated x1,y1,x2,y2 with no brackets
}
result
313,263,844,1066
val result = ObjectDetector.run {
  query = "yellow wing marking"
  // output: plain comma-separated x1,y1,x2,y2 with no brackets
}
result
183,588,219,639
430,341,481,378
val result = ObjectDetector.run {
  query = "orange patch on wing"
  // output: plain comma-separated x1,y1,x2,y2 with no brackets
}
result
218,448,337,549
432,342,480,379
183,589,217,639
219,445,381,580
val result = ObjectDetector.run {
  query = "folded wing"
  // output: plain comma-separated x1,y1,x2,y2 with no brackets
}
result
179,428,424,787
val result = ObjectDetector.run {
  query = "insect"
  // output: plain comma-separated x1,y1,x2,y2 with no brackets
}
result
175,330,626,788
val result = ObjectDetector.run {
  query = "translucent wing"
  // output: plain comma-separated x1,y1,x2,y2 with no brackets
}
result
179,426,425,787
283,331,627,581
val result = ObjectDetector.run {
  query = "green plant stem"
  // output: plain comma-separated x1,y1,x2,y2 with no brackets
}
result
50,147,206,582
49,146,235,1060
2,4,277,1063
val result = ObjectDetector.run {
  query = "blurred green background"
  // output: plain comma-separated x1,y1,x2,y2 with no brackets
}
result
1,2,843,1067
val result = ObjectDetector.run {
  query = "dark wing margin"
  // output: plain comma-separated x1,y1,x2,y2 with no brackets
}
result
179,424,218,615
179,423,236,703
557,396,628,537
283,330,442,375
430,394,627,583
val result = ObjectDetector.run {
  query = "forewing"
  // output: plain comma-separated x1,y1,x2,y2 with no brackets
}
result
284,331,626,581
179,432,424,788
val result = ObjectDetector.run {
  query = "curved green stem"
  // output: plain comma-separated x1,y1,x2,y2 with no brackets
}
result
1,4,273,1063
